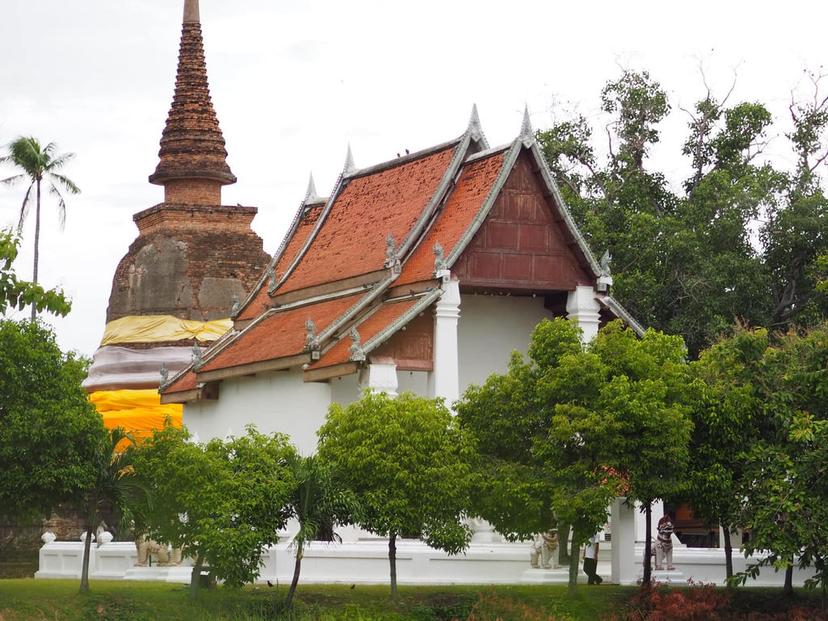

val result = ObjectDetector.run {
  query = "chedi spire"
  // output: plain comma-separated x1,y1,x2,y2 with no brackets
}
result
149,0,236,204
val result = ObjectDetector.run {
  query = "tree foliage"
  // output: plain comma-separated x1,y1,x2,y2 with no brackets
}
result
0,230,70,317
457,318,692,588
0,319,104,522
132,426,297,591
317,391,473,597
538,69,827,357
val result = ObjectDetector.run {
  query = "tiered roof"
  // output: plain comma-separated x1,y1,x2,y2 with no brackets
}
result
161,106,639,403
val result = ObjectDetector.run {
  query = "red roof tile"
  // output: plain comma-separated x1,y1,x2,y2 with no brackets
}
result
200,292,365,373
397,150,507,286
237,204,324,321
164,370,198,394
309,297,421,370
278,146,457,295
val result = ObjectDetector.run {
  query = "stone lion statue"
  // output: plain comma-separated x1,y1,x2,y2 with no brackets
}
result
135,535,182,567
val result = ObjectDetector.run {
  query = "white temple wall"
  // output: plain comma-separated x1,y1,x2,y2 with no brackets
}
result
184,370,332,455
457,293,554,393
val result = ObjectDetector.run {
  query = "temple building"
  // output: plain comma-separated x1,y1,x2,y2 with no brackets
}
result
83,0,269,439
159,106,641,452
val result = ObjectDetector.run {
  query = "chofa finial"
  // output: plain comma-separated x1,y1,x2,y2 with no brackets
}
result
520,104,534,147
467,103,488,148
344,144,356,175
304,172,318,203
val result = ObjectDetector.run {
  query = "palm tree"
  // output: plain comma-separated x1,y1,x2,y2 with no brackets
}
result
283,455,355,611
0,137,80,320
78,427,145,594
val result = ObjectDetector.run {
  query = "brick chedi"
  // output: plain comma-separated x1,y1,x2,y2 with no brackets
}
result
83,0,269,439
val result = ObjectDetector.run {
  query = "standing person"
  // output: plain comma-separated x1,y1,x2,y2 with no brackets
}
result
582,532,603,584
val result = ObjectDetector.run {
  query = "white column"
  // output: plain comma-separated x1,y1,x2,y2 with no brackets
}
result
611,497,636,585
566,285,601,342
359,361,398,397
428,270,461,408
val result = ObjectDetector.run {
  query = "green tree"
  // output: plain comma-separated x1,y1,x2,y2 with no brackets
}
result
78,427,144,594
317,392,473,598
733,323,828,595
283,454,355,610
0,137,80,320
685,327,769,581
457,318,691,590
132,426,297,596
0,229,70,317
0,320,104,526
538,69,825,357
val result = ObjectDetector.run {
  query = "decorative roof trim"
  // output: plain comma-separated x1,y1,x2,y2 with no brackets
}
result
520,104,534,147
597,295,646,337
304,172,319,203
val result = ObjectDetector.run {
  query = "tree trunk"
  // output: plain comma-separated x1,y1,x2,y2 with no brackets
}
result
722,525,733,581
389,532,398,598
79,509,95,594
285,543,304,610
568,528,580,593
31,178,41,321
189,554,204,599
783,564,794,597
558,523,571,565
642,502,652,587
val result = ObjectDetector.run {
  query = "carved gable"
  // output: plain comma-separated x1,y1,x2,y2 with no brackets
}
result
453,152,594,292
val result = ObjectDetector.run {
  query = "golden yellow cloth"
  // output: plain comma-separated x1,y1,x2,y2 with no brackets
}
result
90,389,183,441
100,315,232,346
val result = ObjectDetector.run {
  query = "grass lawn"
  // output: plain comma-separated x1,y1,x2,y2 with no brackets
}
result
0,580,632,620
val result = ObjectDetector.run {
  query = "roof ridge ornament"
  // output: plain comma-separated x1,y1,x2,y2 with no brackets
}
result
305,319,320,350
385,233,401,274
467,103,489,148
266,265,278,294
159,363,170,388
304,172,319,203
597,250,614,292
344,144,356,176
434,241,447,272
192,342,203,369
520,104,534,147
230,294,240,316
349,327,366,362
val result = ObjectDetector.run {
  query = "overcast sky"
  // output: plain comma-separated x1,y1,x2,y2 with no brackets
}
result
1,0,826,356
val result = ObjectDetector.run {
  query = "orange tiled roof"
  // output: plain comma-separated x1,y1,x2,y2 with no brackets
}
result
310,297,422,370
397,150,507,286
237,203,324,321
200,292,365,373
277,145,457,295
164,369,198,394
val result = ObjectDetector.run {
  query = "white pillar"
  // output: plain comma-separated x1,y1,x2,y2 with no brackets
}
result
359,361,398,396
634,500,665,543
611,497,636,585
566,285,601,342
428,271,461,408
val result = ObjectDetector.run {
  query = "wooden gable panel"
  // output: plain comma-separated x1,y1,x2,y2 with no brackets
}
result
453,152,594,292
370,308,433,371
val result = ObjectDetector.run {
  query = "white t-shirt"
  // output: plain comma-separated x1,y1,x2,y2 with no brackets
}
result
584,533,601,560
